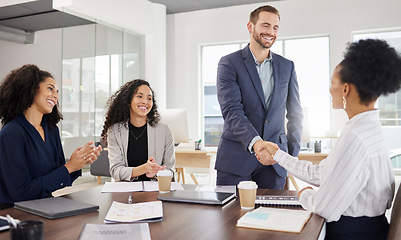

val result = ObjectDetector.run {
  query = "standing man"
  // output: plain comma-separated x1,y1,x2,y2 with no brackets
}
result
215,5,303,189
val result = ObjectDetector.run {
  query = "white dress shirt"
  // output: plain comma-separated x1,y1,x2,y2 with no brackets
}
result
248,51,274,152
274,110,395,222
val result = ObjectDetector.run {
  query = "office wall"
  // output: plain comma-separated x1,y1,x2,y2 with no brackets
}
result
166,0,401,148
53,0,167,108
0,29,62,86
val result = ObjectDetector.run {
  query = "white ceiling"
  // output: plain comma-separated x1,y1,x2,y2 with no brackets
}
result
148,0,280,14
0,0,281,32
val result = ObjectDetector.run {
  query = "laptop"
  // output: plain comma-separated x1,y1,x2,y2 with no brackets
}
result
157,190,236,205
14,197,99,219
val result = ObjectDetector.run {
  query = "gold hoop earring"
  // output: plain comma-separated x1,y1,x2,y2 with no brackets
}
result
342,96,347,109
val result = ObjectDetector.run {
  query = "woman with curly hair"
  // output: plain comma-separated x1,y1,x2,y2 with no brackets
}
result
256,39,401,239
0,64,102,207
101,79,175,181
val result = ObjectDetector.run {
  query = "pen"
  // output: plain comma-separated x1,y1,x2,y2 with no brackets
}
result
6,214,17,228
128,195,133,204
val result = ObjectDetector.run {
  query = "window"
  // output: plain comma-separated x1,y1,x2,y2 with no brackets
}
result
283,37,330,138
354,31,401,126
61,24,144,145
201,37,330,147
202,44,241,147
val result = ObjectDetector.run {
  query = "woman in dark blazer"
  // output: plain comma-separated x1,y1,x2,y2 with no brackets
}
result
101,79,175,181
0,65,101,207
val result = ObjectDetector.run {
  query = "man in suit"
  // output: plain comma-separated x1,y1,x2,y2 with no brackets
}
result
215,5,303,189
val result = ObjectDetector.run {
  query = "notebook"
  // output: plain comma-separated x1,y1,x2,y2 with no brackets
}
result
255,195,301,207
0,218,9,232
14,197,99,219
237,207,312,233
157,190,235,205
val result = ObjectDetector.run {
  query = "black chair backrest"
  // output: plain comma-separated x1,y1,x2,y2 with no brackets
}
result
89,150,111,177
388,184,401,240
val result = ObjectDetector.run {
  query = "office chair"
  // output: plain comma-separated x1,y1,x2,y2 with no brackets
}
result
89,149,111,184
388,184,401,240
63,136,94,161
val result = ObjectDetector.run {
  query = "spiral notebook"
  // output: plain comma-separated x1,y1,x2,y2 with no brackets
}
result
255,195,301,207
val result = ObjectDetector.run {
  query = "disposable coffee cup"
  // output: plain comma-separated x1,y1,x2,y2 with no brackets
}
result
157,170,173,193
238,181,258,210
10,220,44,240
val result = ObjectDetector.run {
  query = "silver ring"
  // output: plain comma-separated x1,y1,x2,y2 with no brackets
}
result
84,156,86,160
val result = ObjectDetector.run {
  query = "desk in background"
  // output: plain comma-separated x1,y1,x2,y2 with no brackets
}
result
174,149,328,188
174,149,216,184
298,152,328,165
0,186,324,240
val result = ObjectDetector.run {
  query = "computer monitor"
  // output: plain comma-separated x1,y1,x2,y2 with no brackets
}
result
158,108,190,145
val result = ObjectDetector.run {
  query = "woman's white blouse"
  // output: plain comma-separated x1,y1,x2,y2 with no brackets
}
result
274,110,395,222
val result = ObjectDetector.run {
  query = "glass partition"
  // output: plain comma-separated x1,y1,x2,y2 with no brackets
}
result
61,22,144,158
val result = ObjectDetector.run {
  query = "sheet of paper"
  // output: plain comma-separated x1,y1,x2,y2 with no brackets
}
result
79,223,151,240
171,182,184,190
104,201,163,223
142,181,184,191
101,182,143,193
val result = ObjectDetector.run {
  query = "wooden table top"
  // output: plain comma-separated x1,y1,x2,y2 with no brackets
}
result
0,186,324,240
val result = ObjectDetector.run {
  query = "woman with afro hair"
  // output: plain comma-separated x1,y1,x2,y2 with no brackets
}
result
101,79,175,182
256,39,401,239
0,65,102,208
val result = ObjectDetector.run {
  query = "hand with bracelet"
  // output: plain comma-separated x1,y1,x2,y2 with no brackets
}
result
65,141,102,173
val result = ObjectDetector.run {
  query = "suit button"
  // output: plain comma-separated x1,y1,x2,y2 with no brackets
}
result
265,120,268,124
60,183,64,186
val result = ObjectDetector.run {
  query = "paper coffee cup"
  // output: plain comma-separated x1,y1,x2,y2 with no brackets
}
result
157,170,173,193
238,181,258,209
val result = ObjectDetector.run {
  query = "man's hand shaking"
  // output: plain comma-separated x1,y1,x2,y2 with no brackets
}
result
254,140,280,166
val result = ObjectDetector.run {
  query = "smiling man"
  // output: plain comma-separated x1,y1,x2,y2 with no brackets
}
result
215,5,303,189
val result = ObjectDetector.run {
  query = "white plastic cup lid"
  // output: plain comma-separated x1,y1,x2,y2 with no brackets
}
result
157,169,172,177
238,181,258,189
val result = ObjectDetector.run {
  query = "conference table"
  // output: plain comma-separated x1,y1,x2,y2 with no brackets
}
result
0,185,324,240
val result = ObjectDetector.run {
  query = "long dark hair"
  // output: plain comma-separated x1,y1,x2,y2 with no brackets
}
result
0,64,62,127
101,79,160,145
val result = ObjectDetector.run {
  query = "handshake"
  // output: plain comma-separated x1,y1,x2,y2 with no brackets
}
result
253,140,280,165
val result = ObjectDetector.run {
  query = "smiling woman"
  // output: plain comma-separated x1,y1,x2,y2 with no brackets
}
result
101,79,176,182
0,64,102,207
